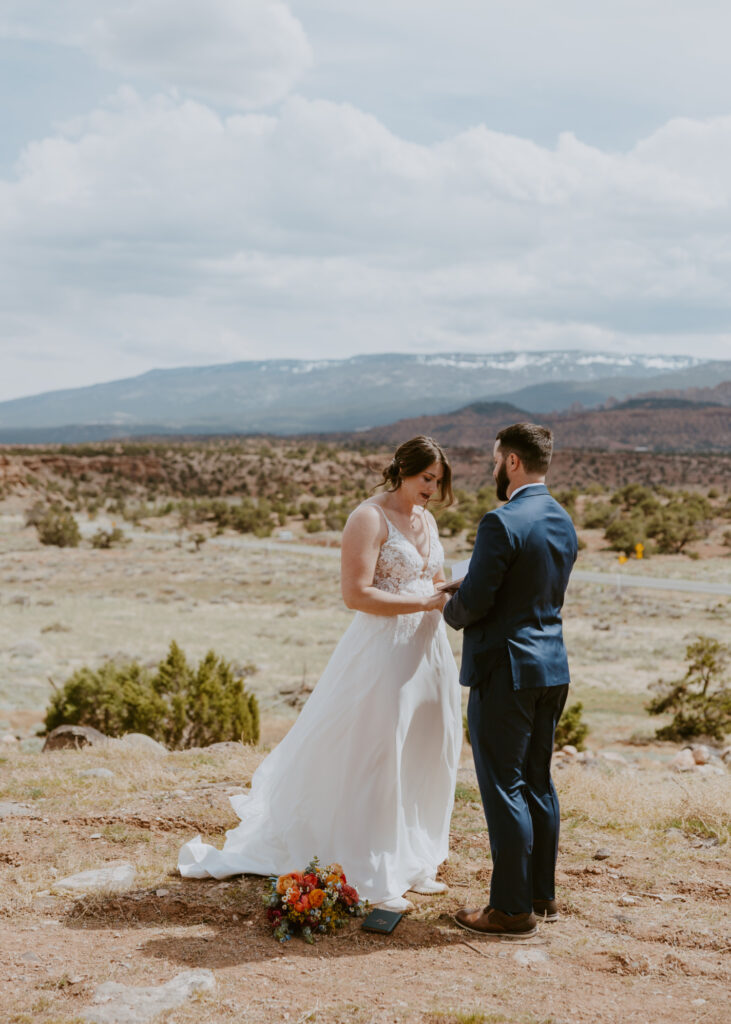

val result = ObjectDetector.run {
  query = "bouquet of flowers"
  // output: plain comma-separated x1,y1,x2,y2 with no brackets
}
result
263,857,368,943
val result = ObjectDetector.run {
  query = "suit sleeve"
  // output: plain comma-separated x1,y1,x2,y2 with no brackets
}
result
443,511,513,631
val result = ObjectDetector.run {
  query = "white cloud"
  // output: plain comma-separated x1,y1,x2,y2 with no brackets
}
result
1,0,312,109
89,0,312,109
1,88,730,399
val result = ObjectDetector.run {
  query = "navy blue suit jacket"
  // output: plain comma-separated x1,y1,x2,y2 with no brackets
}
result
443,484,578,690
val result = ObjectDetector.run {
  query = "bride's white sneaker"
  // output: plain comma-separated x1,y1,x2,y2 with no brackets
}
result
376,896,415,912
408,876,449,895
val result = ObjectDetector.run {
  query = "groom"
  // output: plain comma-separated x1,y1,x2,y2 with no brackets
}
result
443,422,577,940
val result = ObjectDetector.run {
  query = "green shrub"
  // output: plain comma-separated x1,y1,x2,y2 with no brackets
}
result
44,641,260,748
90,527,128,549
229,498,273,537
304,517,323,533
582,501,615,530
604,513,646,555
646,494,713,554
36,507,81,548
611,483,660,516
553,488,579,521
436,508,467,537
299,500,319,520
646,636,730,741
554,701,589,750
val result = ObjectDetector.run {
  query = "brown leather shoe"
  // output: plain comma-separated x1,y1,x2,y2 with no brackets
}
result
454,905,537,940
533,899,559,922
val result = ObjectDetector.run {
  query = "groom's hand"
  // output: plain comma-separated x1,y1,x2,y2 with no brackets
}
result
435,578,462,595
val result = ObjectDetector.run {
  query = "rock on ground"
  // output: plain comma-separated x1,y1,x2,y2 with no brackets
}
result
78,767,116,779
0,801,39,819
672,748,697,772
81,969,215,1024
117,733,168,755
43,725,109,752
54,863,136,895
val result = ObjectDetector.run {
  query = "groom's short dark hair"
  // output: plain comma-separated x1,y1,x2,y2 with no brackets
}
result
496,423,553,473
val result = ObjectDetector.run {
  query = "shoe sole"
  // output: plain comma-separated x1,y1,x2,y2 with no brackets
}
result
454,917,538,941
535,912,559,922
408,886,448,895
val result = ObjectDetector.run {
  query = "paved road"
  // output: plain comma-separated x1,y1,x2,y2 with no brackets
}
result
212,536,731,598
76,525,731,598
570,569,731,597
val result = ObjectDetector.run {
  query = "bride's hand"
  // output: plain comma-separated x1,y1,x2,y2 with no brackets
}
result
423,590,450,612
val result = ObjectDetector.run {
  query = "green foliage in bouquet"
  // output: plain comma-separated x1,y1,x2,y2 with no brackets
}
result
44,641,259,748
646,636,730,741
35,506,81,548
554,701,589,750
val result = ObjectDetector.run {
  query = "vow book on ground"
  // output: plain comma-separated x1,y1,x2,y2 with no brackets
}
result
361,908,403,934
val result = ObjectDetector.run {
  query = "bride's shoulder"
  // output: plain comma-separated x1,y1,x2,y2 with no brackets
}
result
343,500,388,538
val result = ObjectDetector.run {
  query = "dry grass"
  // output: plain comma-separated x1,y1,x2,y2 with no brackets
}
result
1,740,729,1024
557,764,731,843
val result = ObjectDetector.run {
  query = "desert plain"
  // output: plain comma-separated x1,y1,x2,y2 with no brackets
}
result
0,442,729,1024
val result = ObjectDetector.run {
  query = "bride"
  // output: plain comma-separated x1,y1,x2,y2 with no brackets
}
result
179,436,462,911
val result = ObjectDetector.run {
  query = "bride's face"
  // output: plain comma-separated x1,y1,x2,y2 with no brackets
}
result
400,460,444,507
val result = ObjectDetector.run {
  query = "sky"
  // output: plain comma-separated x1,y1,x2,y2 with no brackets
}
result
1,1,730,401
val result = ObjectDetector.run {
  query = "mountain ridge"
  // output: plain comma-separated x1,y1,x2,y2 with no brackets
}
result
2,350,725,440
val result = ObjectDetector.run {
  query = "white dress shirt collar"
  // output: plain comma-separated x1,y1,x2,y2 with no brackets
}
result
509,482,546,501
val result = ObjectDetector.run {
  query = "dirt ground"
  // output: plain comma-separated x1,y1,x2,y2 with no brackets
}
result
0,742,729,1024
1,507,729,1023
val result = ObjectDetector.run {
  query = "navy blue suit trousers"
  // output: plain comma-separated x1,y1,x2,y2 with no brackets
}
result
467,654,568,914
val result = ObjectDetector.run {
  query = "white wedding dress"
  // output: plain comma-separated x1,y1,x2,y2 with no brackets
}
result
178,504,462,904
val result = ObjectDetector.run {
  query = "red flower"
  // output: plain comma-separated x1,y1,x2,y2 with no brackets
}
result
303,873,318,890
340,884,359,906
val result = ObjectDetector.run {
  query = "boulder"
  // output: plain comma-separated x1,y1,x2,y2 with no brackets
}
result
54,862,136,895
0,801,39,819
671,749,696,772
82,970,215,1024
43,725,109,752
691,745,711,765
118,733,168,755
78,767,116,780
598,751,629,767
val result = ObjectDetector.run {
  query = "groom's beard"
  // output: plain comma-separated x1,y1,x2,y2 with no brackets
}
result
495,462,510,502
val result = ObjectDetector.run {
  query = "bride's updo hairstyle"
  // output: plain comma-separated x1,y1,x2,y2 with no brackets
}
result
379,436,454,509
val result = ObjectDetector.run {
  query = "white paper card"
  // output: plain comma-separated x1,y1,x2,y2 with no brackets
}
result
450,557,471,581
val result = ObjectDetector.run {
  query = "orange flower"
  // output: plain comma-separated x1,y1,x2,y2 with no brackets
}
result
276,874,298,895
286,885,302,905
327,863,345,879
326,873,341,886
308,888,326,908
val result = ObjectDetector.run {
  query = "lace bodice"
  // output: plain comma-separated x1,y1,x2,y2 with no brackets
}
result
369,505,444,596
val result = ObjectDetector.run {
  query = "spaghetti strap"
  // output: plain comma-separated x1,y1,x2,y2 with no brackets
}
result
361,500,393,532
